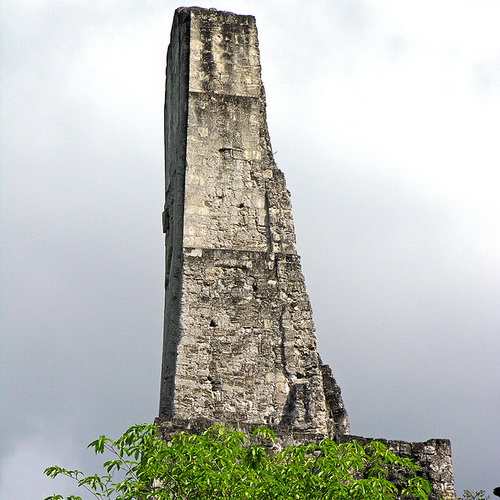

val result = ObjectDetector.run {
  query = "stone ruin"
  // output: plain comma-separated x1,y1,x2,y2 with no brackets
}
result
155,7,456,499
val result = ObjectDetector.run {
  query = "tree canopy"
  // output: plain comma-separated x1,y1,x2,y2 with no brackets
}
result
45,423,431,499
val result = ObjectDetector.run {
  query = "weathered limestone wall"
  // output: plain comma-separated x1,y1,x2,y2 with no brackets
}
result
157,6,455,499
159,7,349,436
337,435,456,500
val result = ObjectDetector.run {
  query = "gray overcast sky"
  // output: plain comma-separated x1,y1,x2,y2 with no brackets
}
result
1,0,499,497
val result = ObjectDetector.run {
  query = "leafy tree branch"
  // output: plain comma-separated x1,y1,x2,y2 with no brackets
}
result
45,423,431,500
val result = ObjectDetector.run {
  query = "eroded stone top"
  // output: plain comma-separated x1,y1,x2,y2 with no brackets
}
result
184,7,261,97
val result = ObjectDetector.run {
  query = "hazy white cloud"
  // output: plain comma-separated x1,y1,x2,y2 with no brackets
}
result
0,423,80,500
2,0,499,496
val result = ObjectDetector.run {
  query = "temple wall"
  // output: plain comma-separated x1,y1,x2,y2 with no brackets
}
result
157,7,455,498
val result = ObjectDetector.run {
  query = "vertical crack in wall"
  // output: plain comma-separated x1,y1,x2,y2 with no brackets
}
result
263,190,274,255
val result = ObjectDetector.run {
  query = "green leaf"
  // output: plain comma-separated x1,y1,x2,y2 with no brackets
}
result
88,435,108,454
252,426,277,443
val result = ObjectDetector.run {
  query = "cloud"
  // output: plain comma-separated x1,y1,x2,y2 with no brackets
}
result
1,0,500,496
0,423,80,500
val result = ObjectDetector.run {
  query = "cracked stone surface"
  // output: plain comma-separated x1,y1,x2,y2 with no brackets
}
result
156,7,455,499
158,6,348,437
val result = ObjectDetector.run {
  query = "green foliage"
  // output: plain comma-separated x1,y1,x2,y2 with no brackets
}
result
459,491,490,500
45,423,430,500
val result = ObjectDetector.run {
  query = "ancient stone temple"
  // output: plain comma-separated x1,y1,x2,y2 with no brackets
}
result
156,7,456,499
157,6,349,437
